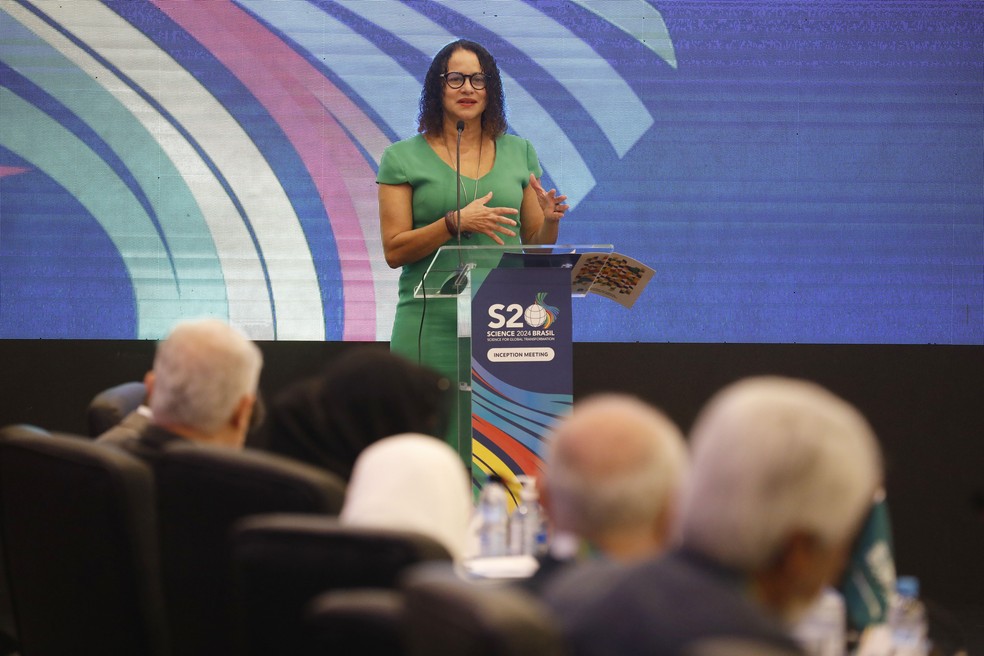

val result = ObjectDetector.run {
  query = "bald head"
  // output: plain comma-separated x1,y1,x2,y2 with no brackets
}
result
150,318,263,445
679,376,882,570
544,394,687,557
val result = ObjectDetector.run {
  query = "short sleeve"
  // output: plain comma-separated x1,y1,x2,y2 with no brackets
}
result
376,144,408,185
525,139,543,184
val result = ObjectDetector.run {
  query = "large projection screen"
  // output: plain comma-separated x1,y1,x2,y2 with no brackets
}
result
1,1,981,344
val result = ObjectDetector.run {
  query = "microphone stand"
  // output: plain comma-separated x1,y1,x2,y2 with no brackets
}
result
441,120,469,295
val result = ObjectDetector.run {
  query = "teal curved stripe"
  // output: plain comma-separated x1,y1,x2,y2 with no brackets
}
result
573,0,677,69
0,90,215,338
471,359,572,455
248,0,595,208
435,0,653,157
473,361,572,415
473,395,551,456
237,0,420,139
474,386,571,426
0,12,228,336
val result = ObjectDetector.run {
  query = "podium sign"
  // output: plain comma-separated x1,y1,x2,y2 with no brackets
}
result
470,266,574,493
415,244,615,496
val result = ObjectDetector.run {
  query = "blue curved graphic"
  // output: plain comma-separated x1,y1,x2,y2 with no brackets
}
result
0,0,980,344
0,148,136,338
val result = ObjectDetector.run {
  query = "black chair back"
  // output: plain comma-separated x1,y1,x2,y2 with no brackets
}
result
150,444,345,656
231,513,450,656
86,381,147,437
0,426,168,656
403,562,564,656
304,589,406,656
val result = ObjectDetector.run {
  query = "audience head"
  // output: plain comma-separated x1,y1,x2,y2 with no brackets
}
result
677,376,883,621
148,318,263,448
340,434,472,561
543,394,688,561
263,348,451,480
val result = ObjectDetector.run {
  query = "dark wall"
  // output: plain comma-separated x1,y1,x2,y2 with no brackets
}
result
1,340,981,608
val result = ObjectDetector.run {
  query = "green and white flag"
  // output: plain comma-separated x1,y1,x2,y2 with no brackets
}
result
839,490,896,631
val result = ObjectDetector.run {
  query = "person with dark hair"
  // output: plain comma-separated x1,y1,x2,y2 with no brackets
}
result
377,39,568,450
260,348,452,482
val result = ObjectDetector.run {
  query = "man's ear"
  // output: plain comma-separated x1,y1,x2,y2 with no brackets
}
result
142,371,155,405
778,531,818,582
754,530,847,623
761,531,825,588
231,394,256,432
652,492,678,545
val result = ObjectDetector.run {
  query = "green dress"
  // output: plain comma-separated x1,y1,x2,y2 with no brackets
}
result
377,133,543,455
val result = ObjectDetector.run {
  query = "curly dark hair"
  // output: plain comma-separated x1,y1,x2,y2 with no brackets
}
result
417,39,507,138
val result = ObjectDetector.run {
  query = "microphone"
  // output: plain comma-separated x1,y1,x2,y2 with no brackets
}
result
440,120,469,295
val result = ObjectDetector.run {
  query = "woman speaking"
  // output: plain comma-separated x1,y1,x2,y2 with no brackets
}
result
378,39,568,452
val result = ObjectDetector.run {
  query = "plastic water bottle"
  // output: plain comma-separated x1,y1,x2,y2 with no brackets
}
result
888,576,929,656
508,475,541,556
477,474,508,557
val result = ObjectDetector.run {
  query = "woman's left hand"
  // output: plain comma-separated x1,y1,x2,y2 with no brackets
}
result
529,174,569,222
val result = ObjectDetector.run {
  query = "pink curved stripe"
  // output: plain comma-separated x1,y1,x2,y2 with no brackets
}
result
0,166,30,178
152,0,379,340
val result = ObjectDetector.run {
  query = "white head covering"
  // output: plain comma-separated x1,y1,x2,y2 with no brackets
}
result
340,433,472,561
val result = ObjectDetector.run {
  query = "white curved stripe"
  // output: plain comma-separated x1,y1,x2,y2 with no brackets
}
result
573,0,677,69
234,0,402,342
504,80,594,208
36,1,325,340
238,0,421,140
233,0,394,166
238,0,589,341
324,0,594,208
347,180,401,343
433,0,652,158
3,0,276,340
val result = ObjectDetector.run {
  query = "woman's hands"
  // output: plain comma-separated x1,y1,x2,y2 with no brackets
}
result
457,192,518,244
380,175,567,269
529,173,569,223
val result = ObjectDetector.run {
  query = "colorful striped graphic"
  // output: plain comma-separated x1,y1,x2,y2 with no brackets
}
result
471,352,573,504
1,1,980,344
0,0,661,340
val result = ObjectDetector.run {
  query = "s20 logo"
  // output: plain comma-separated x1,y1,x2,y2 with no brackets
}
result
488,293,559,330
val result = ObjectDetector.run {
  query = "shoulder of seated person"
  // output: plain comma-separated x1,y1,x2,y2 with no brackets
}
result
540,558,628,610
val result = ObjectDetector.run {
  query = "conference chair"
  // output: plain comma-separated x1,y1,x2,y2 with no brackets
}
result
147,444,345,656
402,562,564,656
304,588,406,656
0,426,169,656
86,381,147,437
0,426,49,654
230,513,451,656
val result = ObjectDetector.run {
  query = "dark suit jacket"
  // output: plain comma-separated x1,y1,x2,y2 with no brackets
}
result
543,548,803,656
519,551,576,596
96,408,153,446
102,422,190,465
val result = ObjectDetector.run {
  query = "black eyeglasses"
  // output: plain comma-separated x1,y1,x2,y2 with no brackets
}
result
441,71,490,90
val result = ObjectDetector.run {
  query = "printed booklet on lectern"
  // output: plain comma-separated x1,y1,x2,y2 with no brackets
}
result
571,252,655,309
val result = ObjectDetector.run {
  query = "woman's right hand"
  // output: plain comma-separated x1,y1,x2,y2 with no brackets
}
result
458,192,518,244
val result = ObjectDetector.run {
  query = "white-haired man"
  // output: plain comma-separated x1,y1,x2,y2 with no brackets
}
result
546,377,883,656
524,394,687,593
124,318,263,452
